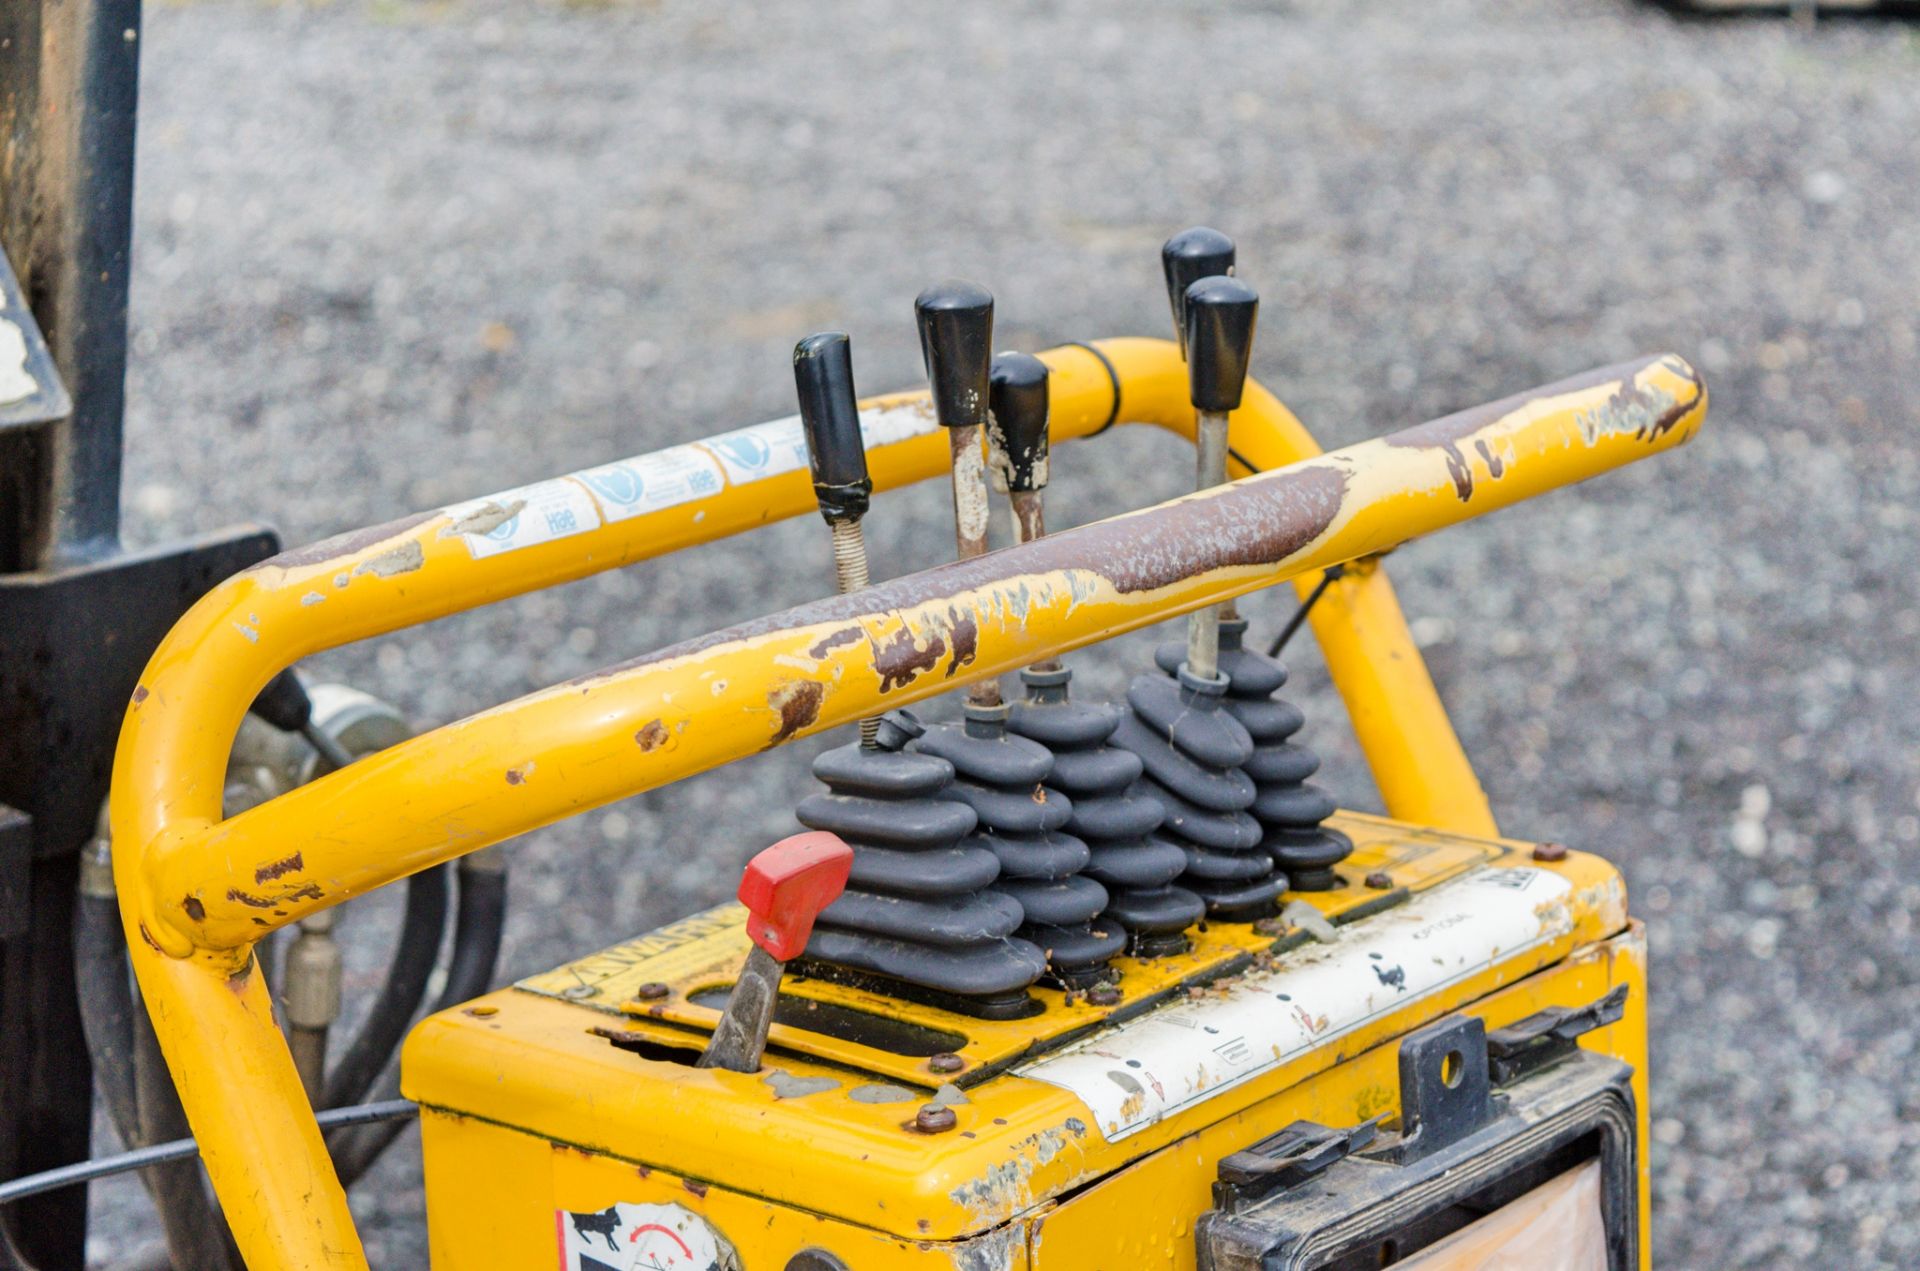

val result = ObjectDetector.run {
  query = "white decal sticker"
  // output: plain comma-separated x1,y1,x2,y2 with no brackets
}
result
557,1200,739,1271
699,403,939,488
443,478,601,560
575,446,726,522
701,416,811,485
1015,867,1576,1142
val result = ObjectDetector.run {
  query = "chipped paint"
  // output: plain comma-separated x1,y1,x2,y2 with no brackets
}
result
849,1083,918,1104
353,539,425,579
946,1119,1090,1226
762,1070,839,1100
634,719,671,751
232,622,259,643
299,591,326,607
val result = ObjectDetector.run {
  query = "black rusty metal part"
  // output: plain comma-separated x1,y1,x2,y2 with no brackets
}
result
1157,618,1353,891
793,332,871,525
920,701,1124,990
793,710,1048,1017
1010,667,1203,959
1112,662,1286,923
1161,227,1236,359
913,281,994,430
1184,275,1260,415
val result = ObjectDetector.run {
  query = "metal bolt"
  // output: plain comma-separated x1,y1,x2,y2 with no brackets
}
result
1364,872,1393,890
914,1104,958,1134
1087,984,1121,1007
928,1053,964,1074
634,981,671,1001
561,984,600,1001
463,1004,499,1018
1532,842,1569,863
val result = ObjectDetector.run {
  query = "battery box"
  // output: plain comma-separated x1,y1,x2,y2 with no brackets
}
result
403,812,1649,1270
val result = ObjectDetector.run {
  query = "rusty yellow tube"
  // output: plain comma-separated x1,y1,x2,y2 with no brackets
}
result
112,345,1700,1269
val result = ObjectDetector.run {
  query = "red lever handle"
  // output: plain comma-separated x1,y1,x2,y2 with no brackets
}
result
737,831,853,961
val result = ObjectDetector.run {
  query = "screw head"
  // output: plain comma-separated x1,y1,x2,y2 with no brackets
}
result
1364,872,1393,890
634,981,671,1000
463,1004,498,1018
928,1053,965,1074
561,984,599,1001
1532,842,1569,863
914,1104,958,1133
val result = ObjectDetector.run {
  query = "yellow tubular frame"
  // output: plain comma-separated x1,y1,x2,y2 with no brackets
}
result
110,339,1704,1268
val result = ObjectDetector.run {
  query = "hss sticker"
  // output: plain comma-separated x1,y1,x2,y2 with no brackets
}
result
557,1200,740,1271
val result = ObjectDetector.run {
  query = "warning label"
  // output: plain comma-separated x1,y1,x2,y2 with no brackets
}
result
556,1200,739,1271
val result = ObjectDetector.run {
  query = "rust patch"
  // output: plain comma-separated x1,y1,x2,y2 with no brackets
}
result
871,624,947,693
1383,354,1701,501
226,882,322,909
807,626,863,659
138,924,163,952
506,767,527,785
682,1179,709,1199
271,510,437,569
131,685,148,706
254,852,304,885
182,895,205,923
943,607,979,679
767,680,825,747
1473,438,1505,479
634,719,670,751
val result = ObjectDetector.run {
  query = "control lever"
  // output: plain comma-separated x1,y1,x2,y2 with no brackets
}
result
986,350,1056,676
698,831,854,1073
794,331,880,747
1160,226,1236,359
1180,273,1260,681
915,280,999,708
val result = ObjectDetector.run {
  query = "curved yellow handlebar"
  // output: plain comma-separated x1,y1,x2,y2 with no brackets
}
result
110,339,1702,1268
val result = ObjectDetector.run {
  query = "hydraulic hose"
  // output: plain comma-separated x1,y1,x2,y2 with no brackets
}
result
74,838,237,1271
321,863,450,1110
328,849,506,1186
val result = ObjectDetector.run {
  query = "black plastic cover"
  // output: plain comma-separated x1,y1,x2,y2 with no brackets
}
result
1184,275,1260,413
1161,226,1236,358
792,332,872,524
914,281,994,429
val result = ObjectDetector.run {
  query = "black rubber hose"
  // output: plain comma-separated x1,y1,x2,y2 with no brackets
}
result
73,888,140,1152
322,864,451,1110
74,869,238,1271
330,854,507,1187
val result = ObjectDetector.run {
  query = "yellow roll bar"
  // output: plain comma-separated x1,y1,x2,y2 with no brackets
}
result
110,340,1702,1268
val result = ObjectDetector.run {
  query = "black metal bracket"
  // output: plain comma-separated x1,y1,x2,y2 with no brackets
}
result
1487,983,1629,1086
1212,1116,1383,1212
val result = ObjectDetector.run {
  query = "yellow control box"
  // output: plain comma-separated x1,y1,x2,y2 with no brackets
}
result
404,814,1649,1270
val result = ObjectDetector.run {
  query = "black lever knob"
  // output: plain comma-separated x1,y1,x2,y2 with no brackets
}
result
987,352,1050,495
914,281,995,430
1161,227,1236,358
1183,276,1260,414
793,332,871,525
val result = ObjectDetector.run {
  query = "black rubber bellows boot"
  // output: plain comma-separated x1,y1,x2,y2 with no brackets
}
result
919,699,1125,990
796,710,1047,1019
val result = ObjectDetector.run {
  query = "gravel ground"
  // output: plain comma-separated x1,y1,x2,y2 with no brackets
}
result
82,0,1920,1264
